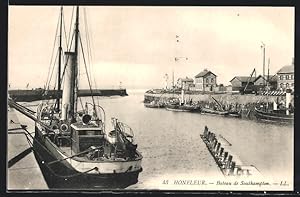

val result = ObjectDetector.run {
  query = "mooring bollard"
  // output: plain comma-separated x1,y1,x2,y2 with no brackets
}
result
213,140,218,149
223,152,228,162
219,147,224,157
230,161,236,175
215,142,221,154
226,155,233,169
204,126,208,137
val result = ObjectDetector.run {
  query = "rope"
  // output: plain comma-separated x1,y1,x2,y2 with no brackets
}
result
79,33,97,113
47,145,103,165
22,127,100,178
45,13,61,90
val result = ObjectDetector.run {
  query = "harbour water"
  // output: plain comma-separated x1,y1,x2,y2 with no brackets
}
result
8,89,293,190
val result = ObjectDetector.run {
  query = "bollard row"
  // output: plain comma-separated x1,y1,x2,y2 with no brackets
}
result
201,126,251,177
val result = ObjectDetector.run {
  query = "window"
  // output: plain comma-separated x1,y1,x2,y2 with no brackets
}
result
280,83,283,88
211,78,214,83
291,83,294,87
279,75,283,80
286,75,289,80
206,78,209,83
291,75,294,80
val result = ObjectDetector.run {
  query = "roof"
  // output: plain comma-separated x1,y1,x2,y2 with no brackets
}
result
230,76,256,83
180,77,194,82
277,65,294,74
195,69,216,78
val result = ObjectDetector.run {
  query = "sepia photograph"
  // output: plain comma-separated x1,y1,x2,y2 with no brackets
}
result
7,5,294,191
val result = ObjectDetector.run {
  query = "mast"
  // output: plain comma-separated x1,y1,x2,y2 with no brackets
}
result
61,6,79,121
56,6,63,112
73,6,79,118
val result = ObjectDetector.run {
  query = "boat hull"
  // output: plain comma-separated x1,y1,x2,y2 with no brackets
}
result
33,126,142,189
144,103,164,108
165,104,198,112
200,108,229,116
254,107,293,124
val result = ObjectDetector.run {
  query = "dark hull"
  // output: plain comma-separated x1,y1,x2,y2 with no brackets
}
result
144,103,164,108
254,107,293,124
165,104,198,112
33,128,142,189
200,108,229,116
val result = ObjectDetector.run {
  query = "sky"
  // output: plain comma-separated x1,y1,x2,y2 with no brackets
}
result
8,6,294,89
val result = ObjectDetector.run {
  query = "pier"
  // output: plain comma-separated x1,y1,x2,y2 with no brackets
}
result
8,106,47,189
200,126,261,178
8,88,128,102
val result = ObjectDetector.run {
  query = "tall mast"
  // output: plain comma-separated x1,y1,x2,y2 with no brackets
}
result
73,6,79,118
56,6,63,112
61,6,79,121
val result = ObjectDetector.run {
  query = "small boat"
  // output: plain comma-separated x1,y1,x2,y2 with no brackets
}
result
33,6,142,189
165,89,199,112
200,107,229,116
144,100,165,108
228,111,241,118
254,89,294,124
254,106,293,124
165,103,199,112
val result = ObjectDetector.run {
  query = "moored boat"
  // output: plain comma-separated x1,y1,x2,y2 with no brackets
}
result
254,89,294,124
200,107,229,116
254,106,293,124
144,100,165,108
33,6,142,189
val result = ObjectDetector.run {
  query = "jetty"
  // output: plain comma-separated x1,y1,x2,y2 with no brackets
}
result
200,126,261,178
7,105,47,189
8,88,128,102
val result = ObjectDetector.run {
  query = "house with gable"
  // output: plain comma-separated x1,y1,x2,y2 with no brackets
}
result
194,69,217,91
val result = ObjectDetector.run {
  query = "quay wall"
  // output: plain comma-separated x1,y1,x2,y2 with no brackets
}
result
144,92,294,119
144,92,294,105
8,89,128,102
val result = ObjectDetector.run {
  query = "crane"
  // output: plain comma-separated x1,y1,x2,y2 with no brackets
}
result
243,68,256,94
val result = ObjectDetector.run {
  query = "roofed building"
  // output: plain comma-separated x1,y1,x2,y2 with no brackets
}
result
229,76,256,91
276,64,294,91
194,69,217,91
177,77,194,90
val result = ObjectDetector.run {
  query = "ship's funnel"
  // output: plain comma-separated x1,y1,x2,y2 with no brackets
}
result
61,52,76,121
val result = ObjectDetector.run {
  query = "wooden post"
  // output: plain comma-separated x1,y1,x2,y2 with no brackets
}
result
230,161,236,175
227,155,233,168
219,147,224,157
223,152,228,162
215,142,221,153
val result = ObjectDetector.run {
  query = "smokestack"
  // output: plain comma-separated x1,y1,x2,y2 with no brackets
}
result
61,52,76,121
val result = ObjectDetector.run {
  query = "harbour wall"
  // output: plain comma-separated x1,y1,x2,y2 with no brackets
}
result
144,92,294,119
144,92,293,105
8,88,128,102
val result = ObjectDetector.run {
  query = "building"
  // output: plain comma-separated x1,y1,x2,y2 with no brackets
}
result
276,65,294,91
194,69,217,91
230,75,278,93
177,77,194,90
229,76,256,91
253,75,278,91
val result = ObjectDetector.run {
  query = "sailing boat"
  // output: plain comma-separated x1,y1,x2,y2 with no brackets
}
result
33,6,142,189
165,89,199,112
